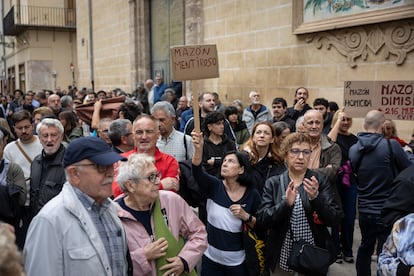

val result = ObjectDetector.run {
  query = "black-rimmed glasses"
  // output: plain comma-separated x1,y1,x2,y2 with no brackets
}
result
144,171,162,184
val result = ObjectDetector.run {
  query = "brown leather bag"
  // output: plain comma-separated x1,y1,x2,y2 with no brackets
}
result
75,96,125,125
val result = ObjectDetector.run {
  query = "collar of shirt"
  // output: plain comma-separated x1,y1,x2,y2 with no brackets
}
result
159,128,177,143
73,185,111,214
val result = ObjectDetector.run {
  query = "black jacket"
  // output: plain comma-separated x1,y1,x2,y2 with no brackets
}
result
256,170,343,271
382,164,414,227
29,145,66,220
202,134,236,177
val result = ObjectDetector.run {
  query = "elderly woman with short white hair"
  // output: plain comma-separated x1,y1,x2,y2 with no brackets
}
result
115,153,207,276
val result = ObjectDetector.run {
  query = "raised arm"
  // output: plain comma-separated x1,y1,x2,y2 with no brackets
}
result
327,108,344,142
191,131,203,166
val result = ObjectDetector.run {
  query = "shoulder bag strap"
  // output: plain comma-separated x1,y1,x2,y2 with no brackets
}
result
387,139,396,178
153,198,196,276
15,141,33,164
183,133,188,160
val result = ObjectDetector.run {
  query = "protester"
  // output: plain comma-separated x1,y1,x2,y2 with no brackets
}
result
202,111,236,177
4,110,42,248
192,131,261,275
242,91,272,134
24,136,129,276
256,132,343,275
327,109,358,264
112,114,179,197
0,128,26,229
108,119,134,154
224,106,250,146
58,110,83,143
349,110,411,276
28,118,66,221
273,121,291,147
382,164,414,229
152,101,193,162
286,87,312,122
240,121,285,194
378,213,414,276
115,153,207,276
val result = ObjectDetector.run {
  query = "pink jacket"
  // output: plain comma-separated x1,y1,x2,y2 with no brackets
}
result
116,191,207,276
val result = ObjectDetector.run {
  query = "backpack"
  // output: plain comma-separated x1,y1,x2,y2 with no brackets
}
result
178,160,203,208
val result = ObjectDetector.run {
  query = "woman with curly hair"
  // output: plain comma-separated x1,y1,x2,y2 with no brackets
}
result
240,121,285,194
58,111,83,143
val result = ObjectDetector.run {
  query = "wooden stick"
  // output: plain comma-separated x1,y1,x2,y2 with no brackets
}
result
191,80,200,134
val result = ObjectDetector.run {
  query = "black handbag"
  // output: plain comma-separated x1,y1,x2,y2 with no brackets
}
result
287,238,331,275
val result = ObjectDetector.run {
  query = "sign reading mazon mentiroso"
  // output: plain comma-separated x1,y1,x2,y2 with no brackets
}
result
170,44,219,81
344,81,414,120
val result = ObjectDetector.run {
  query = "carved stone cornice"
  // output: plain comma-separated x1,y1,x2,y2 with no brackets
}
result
305,20,414,68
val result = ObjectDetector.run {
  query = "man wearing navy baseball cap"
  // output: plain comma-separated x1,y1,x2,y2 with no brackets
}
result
24,137,130,276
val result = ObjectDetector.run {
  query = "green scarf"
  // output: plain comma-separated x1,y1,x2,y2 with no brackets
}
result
154,197,196,276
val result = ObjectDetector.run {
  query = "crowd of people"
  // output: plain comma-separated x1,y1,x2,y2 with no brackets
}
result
0,81,413,276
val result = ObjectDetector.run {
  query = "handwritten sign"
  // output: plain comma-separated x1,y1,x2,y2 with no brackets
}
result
343,81,414,120
170,44,219,80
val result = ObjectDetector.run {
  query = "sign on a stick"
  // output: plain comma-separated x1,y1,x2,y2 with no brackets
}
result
170,44,219,81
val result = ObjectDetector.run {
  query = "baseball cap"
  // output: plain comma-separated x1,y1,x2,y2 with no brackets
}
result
63,136,127,168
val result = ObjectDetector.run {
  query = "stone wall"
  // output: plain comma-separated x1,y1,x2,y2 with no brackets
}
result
197,0,414,139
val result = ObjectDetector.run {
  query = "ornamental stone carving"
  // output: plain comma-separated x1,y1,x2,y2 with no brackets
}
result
306,20,414,68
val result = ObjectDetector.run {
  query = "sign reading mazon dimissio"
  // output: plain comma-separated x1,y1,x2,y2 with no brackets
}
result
344,80,414,120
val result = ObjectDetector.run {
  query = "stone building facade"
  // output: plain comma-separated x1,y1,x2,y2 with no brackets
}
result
2,0,413,137
75,0,413,137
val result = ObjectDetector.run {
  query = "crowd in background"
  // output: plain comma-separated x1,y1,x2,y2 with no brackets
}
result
0,77,414,276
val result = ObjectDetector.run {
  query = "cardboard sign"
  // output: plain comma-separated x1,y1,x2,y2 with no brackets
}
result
170,44,219,80
343,81,414,120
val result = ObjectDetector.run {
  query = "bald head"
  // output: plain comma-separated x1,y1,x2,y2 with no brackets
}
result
364,110,385,133
303,109,323,138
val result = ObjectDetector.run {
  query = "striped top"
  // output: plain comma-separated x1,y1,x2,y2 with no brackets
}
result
192,164,261,266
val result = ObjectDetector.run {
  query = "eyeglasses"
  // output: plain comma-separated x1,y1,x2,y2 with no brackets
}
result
289,148,312,157
73,163,113,174
143,171,162,184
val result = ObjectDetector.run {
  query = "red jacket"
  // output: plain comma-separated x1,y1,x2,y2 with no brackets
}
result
112,147,179,197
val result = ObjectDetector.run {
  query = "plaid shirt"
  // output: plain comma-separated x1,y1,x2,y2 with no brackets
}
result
157,128,193,161
74,187,125,276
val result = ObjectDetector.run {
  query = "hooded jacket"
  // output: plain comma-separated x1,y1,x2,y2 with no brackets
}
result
349,132,411,215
